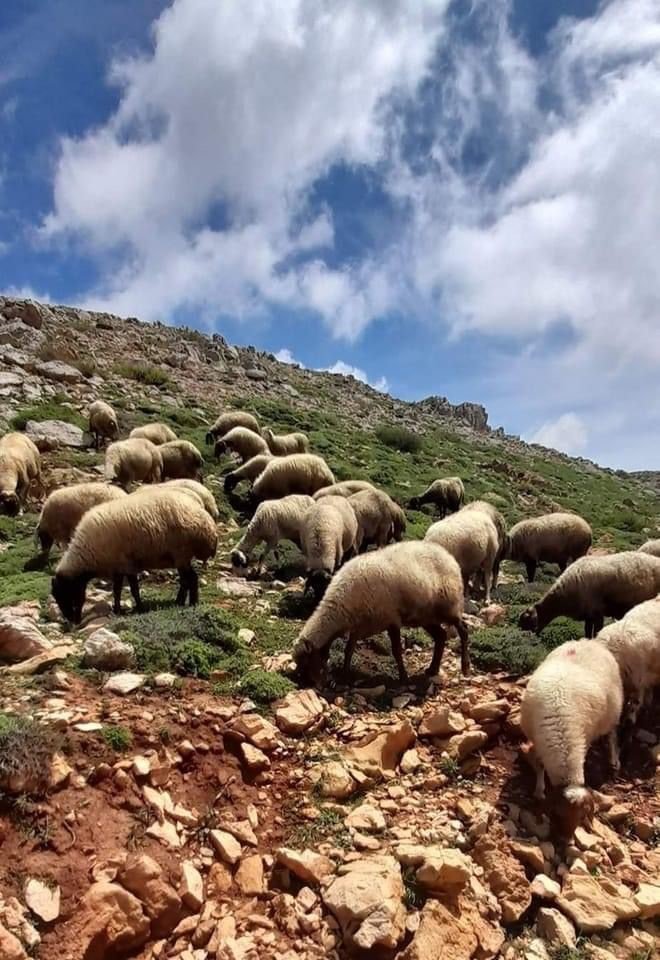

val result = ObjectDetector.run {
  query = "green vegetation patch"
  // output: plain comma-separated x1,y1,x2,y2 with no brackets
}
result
0,514,51,605
0,714,61,795
102,725,133,752
374,423,423,454
113,362,172,388
470,625,549,675
11,398,86,431
238,668,295,704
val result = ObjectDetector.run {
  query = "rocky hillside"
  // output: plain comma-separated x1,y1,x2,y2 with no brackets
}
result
0,296,658,960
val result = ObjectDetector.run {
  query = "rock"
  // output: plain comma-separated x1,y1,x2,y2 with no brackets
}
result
237,628,255,644
231,713,280,751
276,848,335,886
312,760,356,799
153,672,177,688
472,832,532,924
510,839,546,874
235,855,264,896
71,882,150,958
416,849,472,895
399,896,504,960
0,371,25,392
218,819,258,847
345,803,386,834
118,854,182,937
103,672,146,695
414,395,488,432
24,879,60,922
2,299,44,329
469,699,510,722
217,578,262,598
240,742,270,772
180,862,204,911
83,629,134,670
448,730,489,760
536,907,576,947
34,360,82,382
480,604,507,626
556,873,640,931
418,707,465,738
47,753,73,790
146,820,181,848
400,748,422,774
245,367,267,381
633,883,660,919
3,643,76,675
25,419,85,450
0,613,52,663
531,874,561,900
210,829,242,865
0,923,27,960
345,719,416,773
207,862,233,897
323,855,406,952
273,689,326,734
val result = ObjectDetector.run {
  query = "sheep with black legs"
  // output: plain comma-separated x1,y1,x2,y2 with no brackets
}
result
462,500,508,589
262,427,310,455
507,512,592,582
231,494,314,571
300,496,358,598
104,438,163,489
252,454,335,502
223,454,273,493
409,477,464,517
206,410,260,445
348,488,405,552
596,596,660,723
88,400,118,448
424,508,500,602
214,426,269,463
161,479,219,519
33,482,127,562
129,422,177,445
313,480,375,500
0,432,41,516
159,439,204,480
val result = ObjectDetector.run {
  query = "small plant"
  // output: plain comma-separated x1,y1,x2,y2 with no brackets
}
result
439,755,460,780
539,616,583,651
113,362,171,388
102,725,133,752
287,805,350,849
403,866,426,908
550,946,589,960
471,625,548,675
72,357,97,379
158,726,172,745
0,714,61,795
374,423,423,454
238,669,295,705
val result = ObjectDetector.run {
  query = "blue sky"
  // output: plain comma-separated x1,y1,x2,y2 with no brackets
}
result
1,0,660,470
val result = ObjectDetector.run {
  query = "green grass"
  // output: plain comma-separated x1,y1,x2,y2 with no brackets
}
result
374,423,423,454
0,714,61,795
287,805,351,850
0,514,51,606
471,625,549,675
439,756,460,780
113,362,172,388
10,399,86,431
238,669,295,704
102,725,133,752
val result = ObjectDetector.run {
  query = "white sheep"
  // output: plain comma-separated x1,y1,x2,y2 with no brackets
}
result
34,482,127,560
638,539,660,558
313,480,376,500
205,410,260,445
409,476,464,517
214,426,269,464
159,439,204,480
348,488,404,551
252,454,335,502
0,432,41,516
262,427,310,455
508,512,592,582
597,596,660,723
520,640,623,836
231,494,314,571
300,496,358,597
88,400,118,449
104,438,163,489
462,500,508,588
52,487,218,623
293,540,469,683
519,551,660,638
129,422,177,445
424,508,500,603
161,479,219,520
223,453,273,493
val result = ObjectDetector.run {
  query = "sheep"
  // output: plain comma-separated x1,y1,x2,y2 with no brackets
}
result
33,482,127,561
223,454,273,493
129,423,177,446
252,454,335,502
293,540,469,684
508,512,592,582
262,427,310,455
597,597,660,723
424,508,500,603
161,479,219,520
205,410,260,445
0,432,41,516
462,500,508,588
313,480,376,500
214,426,269,464
88,400,118,449
104,438,163,489
300,496,358,597
390,501,407,542
348,488,405,551
51,487,218,624
231,494,314,571
638,539,660,558
409,476,465,518
519,551,660,638
159,439,204,480
520,640,623,837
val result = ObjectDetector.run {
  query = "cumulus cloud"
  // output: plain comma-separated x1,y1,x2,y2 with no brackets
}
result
274,349,388,393
529,413,588,456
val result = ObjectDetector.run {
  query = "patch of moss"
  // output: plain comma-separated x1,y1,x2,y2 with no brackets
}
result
102,725,133,752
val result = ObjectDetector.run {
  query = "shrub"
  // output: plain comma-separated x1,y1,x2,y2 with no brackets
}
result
471,625,548,675
374,424,423,454
10,400,86,431
0,714,61,795
238,669,295,704
102,725,133,752
539,616,583,650
72,358,97,379
114,362,171,388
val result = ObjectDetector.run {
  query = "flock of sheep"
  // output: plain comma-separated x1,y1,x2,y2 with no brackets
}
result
0,401,659,837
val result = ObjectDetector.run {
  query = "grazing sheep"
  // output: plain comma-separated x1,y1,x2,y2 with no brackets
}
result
389,501,407,542
519,552,660,638
129,422,177,446
462,500,508,588
409,477,465,518
424,508,500,602
520,640,623,837
231,494,314,570
0,432,41,516
214,426,269,464
313,480,376,500
301,496,358,597
34,482,127,560
88,400,118,448
597,597,660,723
293,540,469,684
262,427,310,455
51,488,218,623
252,454,335,502
105,438,163,489
159,439,204,480
223,453,273,493
162,479,219,520
349,488,404,552
508,513,592,582
206,410,260,445
638,539,660,558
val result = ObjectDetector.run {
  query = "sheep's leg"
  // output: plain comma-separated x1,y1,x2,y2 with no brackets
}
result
584,618,594,638
592,613,604,635
483,564,493,604
342,634,358,678
175,569,188,606
112,575,124,614
462,572,471,599
38,530,53,558
128,575,142,612
534,765,546,800
425,625,447,677
608,729,620,774
525,559,537,583
387,626,408,683
188,567,199,606
455,617,471,675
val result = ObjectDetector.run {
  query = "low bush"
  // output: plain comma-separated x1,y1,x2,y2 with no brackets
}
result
0,714,61,794
114,362,171,388
374,424,423,454
471,625,548,675
10,400,86,431
238,669,295,704
102,725,133,752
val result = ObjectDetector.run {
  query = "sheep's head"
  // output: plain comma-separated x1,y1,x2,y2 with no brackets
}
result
553,785,595,838
518,606,539,633
51,572,89,625
231,549,248,568
293,637,328,686
224,473,238,493
0,492,20,517
205,430,215,446
305,569,332,600
408,496,421,510
214,440,227,460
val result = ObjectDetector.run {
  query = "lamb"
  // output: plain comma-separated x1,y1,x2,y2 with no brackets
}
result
508,512,592,582
424,508,500,603
0,432,41,516
33,482,127,560
462,500,508,588
51,487,218,623
638,539,660,558
262,427,310,455
293,540,469,684
214,426,269,464
300,496,358,597
313,480,376,500
104,438,163,489
223,454,273,493
88,400,118,448
252,454,335,502
129,423,177,446
161,479,219,520
519,551,660,638
596,597,660,723
159,439,204,480
205,410,260,445
348,488,405,551
409,477,465,517
231,494,314,571
520,640,623,836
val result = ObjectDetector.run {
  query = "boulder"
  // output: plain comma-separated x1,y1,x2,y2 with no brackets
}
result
240,742,270,772
416,849,472,895
71,882,150,959
103,672,146,695
245,367,267,381
311,760,356,800
469,699,510,723
399,897,504,960
276,848,335,886
418,706,465,738
2,299,44,329
235,855,264,896
634,882,660,919
0,923,27,960
472,832,532,924
230,713,280,751
24,879,60,922
344,720,416,774
0,613,52,663
83,629,134,671
536,907,576,947
210,829,242,865
273,689,326,734
34,360,82,383
345,803,386,834
180,862,204,911
118,854,182,937
25,419,85,450
556,873,640,931
322,855,406,952
448,730,489,760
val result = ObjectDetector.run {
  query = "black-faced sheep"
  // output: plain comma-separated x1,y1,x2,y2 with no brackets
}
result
231,494,314,572
88,400,119,449
520,640,623,837
33,482,127,561
294,540,469,684
104,438,163,489
300,496,358,597
205,410,260,445
519,551,660,638
159,439,204,480
51,488,218,623
313,480,376,500
638,539,660,558
508,512,592,582
424,508,500,602
262,427,310,455
252,454,335,502
161,479,219,520
597,596,660,723
214,426,269,464
348,488,404,552
409,477,464,518
223,454,273,493
0,432,41,516
129,423,177,446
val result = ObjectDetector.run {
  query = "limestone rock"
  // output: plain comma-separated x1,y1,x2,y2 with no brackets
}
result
207,862,234,897
345,803,386,834
24,879,60,922
83,629,134,671
235,855,264,896
418,706,465,738
231,713,280,751
472,832,532,924
72,882,150,958
470,699,510,722
633,882,660,919
311,760,356,799
180,862,204,911
118,854,182,937
448,730,488,760
25,419,85,450
240,742,270,772
210,829,242,865
0,613,52,663
556,873,640,931
536,907,576,947
322,855,406,952
2,299,44,329
510,839,546,874
400,748,422,773
345,719,416,773
416,849,472,895
399,894,504,960
103,672,146,695
480,604,507,626
531,874,561,900
34,360,82,382
273,689,326,734
0,923,27,960
276,848,335,886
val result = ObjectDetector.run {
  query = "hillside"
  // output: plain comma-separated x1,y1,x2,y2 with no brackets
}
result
0,295,658,960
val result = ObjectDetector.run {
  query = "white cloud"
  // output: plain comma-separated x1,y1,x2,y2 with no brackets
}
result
274,350,388,393
274,348,296,364
529,412,588,456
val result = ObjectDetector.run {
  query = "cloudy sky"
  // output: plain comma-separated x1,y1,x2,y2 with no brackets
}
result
1,0,659,469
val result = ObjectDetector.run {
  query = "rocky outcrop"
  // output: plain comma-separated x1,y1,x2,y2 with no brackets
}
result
414,395,489,432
